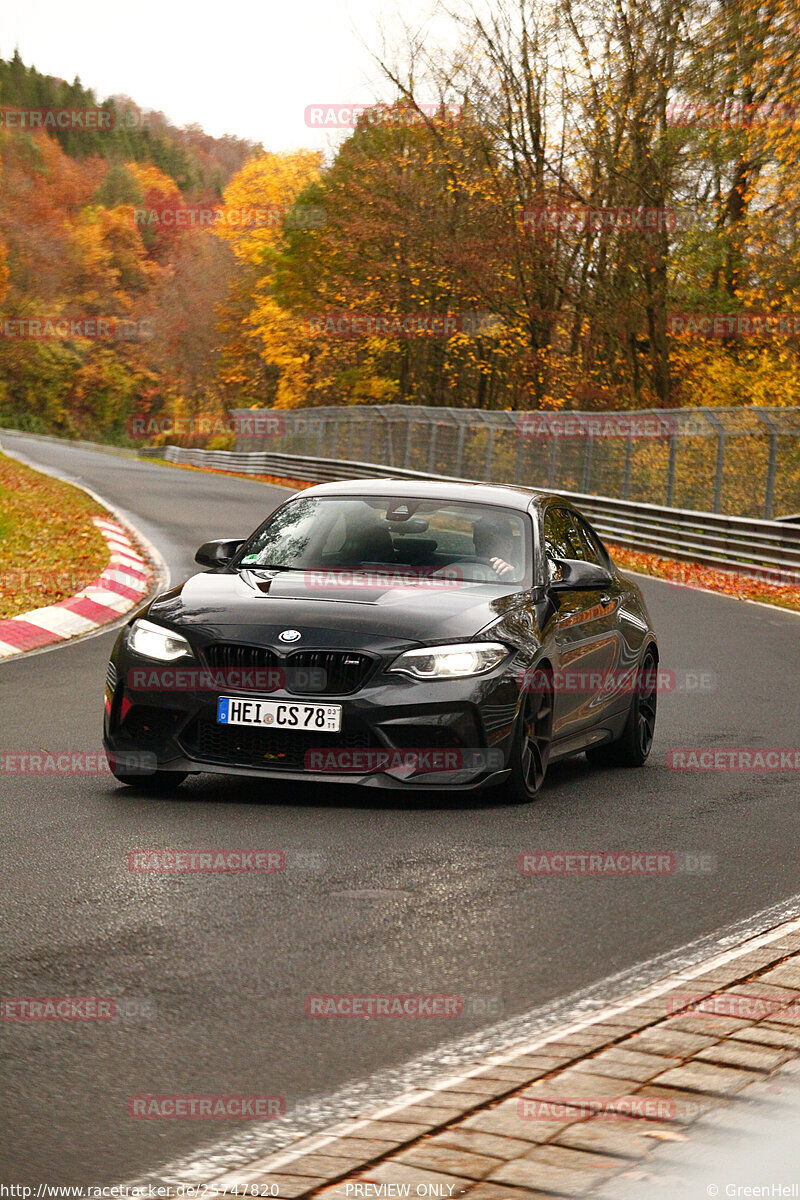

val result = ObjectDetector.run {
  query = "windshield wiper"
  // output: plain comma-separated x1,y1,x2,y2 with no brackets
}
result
238,563,304,572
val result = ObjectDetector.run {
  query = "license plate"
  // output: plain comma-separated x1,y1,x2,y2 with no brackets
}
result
216,696,342,732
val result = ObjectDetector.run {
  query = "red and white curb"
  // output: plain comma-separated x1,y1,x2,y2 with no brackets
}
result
0,517,152,658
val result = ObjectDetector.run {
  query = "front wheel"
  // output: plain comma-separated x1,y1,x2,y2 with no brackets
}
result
501,669,554,803
109,763,188,791
586,647,658,768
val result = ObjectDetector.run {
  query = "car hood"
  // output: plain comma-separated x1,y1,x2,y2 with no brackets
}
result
146,569,524,646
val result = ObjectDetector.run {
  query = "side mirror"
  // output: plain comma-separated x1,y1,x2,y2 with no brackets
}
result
195,538,245,569
547,557,613,591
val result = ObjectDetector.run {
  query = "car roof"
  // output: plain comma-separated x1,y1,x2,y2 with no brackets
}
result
297,478,565,512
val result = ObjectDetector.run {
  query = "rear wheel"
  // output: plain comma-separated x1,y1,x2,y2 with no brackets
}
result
586,647,658,768
502,667,554,802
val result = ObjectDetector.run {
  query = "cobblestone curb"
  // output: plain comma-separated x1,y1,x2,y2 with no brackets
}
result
191,916,800,1198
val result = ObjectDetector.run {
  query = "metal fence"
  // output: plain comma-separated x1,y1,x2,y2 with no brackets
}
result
233,405,800,519
160,444,800,579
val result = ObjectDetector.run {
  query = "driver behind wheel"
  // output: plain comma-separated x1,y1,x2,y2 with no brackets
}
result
472,516,520,578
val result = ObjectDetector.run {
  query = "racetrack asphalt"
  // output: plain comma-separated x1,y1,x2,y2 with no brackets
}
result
1,430,798,1185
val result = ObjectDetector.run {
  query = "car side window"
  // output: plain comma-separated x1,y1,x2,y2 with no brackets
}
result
543,508,584,563
574,516,610,567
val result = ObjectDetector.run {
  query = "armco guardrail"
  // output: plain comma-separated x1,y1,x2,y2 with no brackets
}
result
232,403,800,520
159,445,800,579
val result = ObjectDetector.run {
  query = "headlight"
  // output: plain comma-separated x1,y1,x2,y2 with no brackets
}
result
127,619,193,662
388,641,509,680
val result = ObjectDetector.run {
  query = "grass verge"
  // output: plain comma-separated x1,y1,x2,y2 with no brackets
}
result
0,452,110,619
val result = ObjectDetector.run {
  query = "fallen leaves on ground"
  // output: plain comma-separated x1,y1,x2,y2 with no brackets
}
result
0,452,110,619
610,544,800,613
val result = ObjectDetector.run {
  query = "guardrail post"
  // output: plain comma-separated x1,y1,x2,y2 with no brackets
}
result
764,433,778,520
403,419,414,469
582,435,595,492
427,420,439,473
623,433,633,499
548,437,558,488
514,428,524,484
704,412,727,513
758,411,779,520
484,426,495,481
347,411,356,460
665,428,678,507
714,436,726,512
455,424,466,476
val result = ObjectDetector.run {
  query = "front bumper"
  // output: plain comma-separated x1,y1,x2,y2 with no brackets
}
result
103,644,522,791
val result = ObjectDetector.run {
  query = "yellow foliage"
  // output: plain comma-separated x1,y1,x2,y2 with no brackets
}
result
671,342,800,407
213,150,323,265
124,162,180,200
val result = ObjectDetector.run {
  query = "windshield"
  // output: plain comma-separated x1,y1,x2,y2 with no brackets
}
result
235,496,532,585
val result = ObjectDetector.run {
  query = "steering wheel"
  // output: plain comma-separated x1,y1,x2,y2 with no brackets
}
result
465,559,501,581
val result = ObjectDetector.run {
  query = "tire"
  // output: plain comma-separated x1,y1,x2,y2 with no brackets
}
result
586,646,658,768
501,666,554,802
110,765,188,791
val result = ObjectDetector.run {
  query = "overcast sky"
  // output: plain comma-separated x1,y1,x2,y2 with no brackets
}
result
3,0,451,154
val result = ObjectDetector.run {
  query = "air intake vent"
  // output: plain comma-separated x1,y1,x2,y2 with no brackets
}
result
203,644,372,695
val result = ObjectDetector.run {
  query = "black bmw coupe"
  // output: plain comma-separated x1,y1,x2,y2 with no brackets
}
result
103,480,659,802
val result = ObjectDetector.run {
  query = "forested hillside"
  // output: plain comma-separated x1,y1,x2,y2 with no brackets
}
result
1,0,799,446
